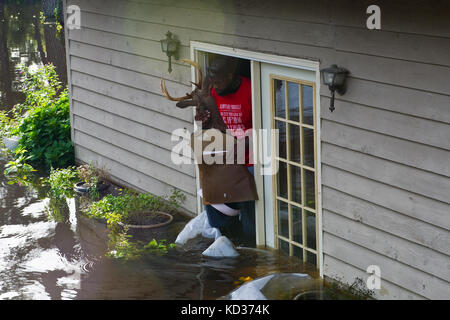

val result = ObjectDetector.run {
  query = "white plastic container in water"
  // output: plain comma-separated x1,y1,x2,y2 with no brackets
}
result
1,135,20,152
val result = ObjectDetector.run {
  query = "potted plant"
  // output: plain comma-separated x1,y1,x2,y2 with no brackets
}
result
74,163,111,198
118,191,176,229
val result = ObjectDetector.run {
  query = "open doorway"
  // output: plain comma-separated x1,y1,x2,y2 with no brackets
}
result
194,51,256,247
192,43,322,273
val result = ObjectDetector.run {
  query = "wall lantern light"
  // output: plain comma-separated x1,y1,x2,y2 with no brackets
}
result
160,31,180,73
320,64,349,112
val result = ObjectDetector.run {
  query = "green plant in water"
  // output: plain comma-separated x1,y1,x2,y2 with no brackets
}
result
76,163,110,200
107,235,176,261
45,197,70,223
84,188,184,260
3,149,37,184
8,64,74,171
45,166,79,200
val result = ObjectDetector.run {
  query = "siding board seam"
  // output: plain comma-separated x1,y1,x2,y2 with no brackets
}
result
322,185,450,238
121,0,333,27
71,85,192,132
70,70,190,121
322,163,450,216
72,111,193,171
322,140,450,181
71,83,191,125
322,235,450,297
323,254,429,300
73,24,193,68
334,48,450,69
338,76,450,97
73,127,194,181
322,196,450,256
73,132,196,197
119,0,450,41
323,208,450,275
70,55,190,90
69,41,191,85
77,9,334,51
322,118,450,155
323,96,450,126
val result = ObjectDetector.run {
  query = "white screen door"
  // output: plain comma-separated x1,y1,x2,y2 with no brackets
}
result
261,63,319,268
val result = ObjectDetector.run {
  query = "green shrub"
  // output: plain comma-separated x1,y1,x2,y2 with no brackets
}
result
12,89,74,170
84,188,184,260
9,64,74,171
46,166,79,200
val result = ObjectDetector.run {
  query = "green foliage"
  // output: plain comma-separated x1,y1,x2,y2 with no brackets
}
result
12,89,74,170
17,63,62,109
1,64,73,172
107,236,177,261
77,163,110,200
84,188,183,260
3,149,37,184
45,166,79,200
45,197,70,223
84,189,183,225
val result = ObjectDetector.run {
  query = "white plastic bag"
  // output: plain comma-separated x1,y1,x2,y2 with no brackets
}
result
227,273,311,300
175,211,240,258
202,236,239,258
175,210,220,245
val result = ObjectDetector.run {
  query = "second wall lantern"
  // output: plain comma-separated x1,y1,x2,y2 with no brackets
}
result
320,64,349,112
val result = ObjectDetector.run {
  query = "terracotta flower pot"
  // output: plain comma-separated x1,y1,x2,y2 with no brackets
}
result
119,211,173,229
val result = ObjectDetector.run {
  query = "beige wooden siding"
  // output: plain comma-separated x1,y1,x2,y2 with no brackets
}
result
64,0,450,299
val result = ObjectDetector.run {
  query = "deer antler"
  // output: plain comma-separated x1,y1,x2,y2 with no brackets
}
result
160,59,203,103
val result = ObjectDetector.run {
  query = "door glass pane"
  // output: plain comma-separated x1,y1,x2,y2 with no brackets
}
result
293,246,303,261
305,210,316,249
292,205,302,244
274,79,285,118
277,161,288,199
307,251,317,267
277,201,289,239
278,239,289,255
290,165,302,204
303,127,314,168
304,169,315,209
276,121,286,159
289,124,300,162
302,84,314,125
288,82,300,122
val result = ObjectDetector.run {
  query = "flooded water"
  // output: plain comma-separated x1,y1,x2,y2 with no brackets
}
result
0,0,66,111
0,157,326,300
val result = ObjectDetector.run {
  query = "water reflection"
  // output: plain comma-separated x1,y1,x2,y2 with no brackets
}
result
0,0,66,111
0,157,322,300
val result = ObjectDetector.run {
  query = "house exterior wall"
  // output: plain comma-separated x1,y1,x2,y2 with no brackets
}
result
63,0,450,299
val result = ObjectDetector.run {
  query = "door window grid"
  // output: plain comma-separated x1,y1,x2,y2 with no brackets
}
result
270,74,318,267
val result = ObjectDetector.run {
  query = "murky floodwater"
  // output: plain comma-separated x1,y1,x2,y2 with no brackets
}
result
0,0,66,111
0,157,323,300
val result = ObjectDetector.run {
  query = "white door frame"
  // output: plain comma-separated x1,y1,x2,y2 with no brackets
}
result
189,41,324,277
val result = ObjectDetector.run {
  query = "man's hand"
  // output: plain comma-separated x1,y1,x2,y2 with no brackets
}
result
195,108,211,128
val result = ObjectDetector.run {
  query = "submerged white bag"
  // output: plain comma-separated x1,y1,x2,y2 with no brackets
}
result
175,210,221,245
202,236,239,258
175,211,239,258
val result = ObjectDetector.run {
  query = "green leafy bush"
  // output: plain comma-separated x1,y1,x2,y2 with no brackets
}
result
84,189,183,260
8,64,74,171
3,149,37,184
11,90,73,169
46,166,79,200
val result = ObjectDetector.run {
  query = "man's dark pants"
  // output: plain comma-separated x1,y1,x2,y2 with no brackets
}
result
205,166,256,246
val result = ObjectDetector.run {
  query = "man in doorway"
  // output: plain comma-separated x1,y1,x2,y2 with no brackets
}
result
196,55,256,247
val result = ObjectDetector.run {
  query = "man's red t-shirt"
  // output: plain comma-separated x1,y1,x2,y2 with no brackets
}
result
211,76,253,166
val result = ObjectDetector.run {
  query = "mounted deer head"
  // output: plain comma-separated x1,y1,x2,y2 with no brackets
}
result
161,59,227,132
